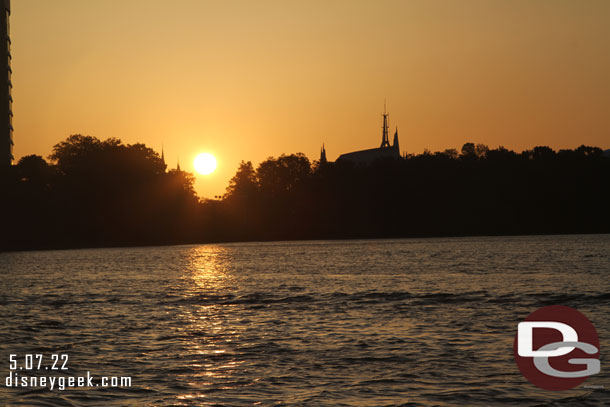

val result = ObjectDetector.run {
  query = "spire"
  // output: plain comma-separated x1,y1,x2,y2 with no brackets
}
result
380,102,390,148
320,143,327,164
393,126,399,152
177,157,181,172
161,143,165,165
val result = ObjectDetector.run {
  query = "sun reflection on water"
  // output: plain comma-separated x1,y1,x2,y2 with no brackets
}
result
174,245,248,397
186,245,233,292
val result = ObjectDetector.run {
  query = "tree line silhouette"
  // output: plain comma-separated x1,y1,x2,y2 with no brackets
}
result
1,135,609,251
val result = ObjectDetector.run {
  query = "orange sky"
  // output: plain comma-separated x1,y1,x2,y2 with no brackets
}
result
11,0,610,198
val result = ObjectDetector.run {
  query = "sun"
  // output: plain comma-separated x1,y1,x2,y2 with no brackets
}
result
194,153,217,175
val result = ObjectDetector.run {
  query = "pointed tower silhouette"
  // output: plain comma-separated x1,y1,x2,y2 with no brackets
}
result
320,143,327,164
380,103,391,148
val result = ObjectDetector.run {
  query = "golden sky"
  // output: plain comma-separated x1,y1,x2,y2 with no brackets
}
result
12,0,610,198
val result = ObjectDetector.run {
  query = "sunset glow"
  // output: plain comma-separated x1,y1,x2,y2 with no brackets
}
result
10,1,610,198
194,153,217,175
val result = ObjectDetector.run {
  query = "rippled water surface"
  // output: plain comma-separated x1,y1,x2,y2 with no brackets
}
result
1,235,610,406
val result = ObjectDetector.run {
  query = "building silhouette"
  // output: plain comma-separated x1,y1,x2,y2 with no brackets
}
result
336,106,401,164
0,0,11,167
319,143,327,164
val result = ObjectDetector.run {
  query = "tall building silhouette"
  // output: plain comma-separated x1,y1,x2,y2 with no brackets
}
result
0,0,11,167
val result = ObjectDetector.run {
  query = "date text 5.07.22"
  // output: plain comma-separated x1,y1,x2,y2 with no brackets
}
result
9,354,69,371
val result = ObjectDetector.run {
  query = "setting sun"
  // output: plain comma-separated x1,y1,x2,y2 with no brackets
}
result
194,153,217,175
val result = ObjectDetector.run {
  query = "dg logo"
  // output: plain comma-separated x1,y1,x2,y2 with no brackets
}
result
513,305,600,390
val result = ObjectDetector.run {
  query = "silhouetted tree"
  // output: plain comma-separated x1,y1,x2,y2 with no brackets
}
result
460,142,476,159
575,145,603,158
475,143,489,158
224,161,257,200
16,155,54,186
0,134,199,249
256,153,311,194
486,146,518,161
442,148,459,159
524,146,556,161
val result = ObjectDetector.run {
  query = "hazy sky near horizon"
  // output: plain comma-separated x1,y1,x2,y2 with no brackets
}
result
12,0,610,198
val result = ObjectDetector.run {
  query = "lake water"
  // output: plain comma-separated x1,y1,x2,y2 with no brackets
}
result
1,235,609,406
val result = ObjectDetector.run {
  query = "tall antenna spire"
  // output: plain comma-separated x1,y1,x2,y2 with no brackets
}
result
380,100,390,148
161,143,165,165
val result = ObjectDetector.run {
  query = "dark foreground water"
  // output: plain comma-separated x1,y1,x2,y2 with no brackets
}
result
0,235,609,406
